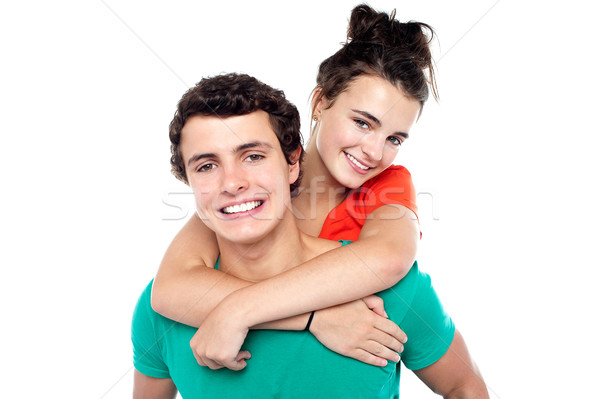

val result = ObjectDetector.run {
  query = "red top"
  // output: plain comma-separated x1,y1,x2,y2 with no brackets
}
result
318,165,419,241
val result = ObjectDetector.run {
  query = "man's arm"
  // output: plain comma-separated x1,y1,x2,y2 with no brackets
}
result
413,330,489,399
133,370,177,399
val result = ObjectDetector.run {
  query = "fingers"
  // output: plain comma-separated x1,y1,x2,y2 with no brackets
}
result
231,351,251,370
369,327,405,354
350,321,403,364
226,358,248,371
362,295,387,318
199,358,225,370
351,346,399,367
351,350,389,367
211,351,249,371
364,340,402,363
192,348,224,370
192,349,251,371
362,296,408,345
374,316,408,344
235,350,251,362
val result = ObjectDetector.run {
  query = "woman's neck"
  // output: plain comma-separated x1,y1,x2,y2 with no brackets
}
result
292,142,350,236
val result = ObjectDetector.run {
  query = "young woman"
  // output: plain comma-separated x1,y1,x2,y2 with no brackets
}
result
153,4,437,368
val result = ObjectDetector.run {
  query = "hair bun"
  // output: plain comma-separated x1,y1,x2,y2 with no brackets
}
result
347,4,391,43
347,4,434,67
313,3,438,112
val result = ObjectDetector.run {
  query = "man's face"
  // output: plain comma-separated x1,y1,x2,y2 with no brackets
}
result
180,110,299,245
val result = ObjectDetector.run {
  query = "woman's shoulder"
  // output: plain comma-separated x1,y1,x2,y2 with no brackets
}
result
355,164,416,205
364,164,413,187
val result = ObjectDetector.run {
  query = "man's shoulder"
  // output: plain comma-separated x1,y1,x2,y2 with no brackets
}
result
132,280,172,330
132,280,155,325
376,262,432,320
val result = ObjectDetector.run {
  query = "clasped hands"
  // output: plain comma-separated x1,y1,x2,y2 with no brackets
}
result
190,295,407,370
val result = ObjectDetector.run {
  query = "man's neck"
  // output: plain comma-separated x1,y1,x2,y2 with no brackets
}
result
216,211,319,282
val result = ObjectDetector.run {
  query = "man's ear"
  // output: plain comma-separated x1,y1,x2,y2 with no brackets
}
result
288,146,302,185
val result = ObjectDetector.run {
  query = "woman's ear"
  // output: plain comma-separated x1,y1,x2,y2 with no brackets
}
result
311,88,324,120
288,146,302,184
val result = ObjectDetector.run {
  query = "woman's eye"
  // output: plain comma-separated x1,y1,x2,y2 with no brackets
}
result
387,136,402,146
354,119,370,129
197,163,215,172
245,154,264,162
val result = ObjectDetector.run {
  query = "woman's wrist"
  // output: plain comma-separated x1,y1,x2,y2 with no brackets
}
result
304,311,316,331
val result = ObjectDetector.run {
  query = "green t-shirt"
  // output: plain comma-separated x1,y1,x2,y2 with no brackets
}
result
132,248,454,398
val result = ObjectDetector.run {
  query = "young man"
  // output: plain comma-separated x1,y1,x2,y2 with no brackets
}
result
132,73,488,398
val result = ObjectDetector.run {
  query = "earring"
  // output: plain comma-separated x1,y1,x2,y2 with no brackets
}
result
312,115,319,122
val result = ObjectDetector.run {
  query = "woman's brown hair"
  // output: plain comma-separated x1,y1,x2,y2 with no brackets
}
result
312,4,437,116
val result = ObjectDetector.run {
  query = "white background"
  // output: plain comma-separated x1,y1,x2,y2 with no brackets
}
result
1,0,599,398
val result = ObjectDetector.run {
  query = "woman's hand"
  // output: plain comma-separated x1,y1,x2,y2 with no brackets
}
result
309,295,407,367
189,303,252,371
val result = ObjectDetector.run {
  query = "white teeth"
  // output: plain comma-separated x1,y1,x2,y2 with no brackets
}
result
346,153,369,170
222,201,262,214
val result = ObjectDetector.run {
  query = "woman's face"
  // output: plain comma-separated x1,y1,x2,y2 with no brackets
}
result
313,74,421,189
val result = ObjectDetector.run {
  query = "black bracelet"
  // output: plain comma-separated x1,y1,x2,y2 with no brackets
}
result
304,311,315,331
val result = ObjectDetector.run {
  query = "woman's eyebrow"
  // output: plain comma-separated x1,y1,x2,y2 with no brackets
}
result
351,109,382,127
351,109,409,138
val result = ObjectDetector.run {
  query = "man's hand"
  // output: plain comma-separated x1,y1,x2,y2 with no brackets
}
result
189,304,252,371
310,295,407,367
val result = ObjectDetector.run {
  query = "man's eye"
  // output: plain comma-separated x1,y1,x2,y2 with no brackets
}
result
387,136,402,146
245,154,264,162
197,163,215,172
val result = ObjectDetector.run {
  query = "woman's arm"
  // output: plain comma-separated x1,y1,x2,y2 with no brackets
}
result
153,202,417,323
154,212,409,365
189,204,419,369
151,213,250,325
155,204,417,323
152,214,324,330
219,203,418,324
152,213,409,368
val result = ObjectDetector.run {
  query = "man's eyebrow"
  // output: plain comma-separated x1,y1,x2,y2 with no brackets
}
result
351,109,409,139
187,152,217,167
187,141,274,167
234,141,274,152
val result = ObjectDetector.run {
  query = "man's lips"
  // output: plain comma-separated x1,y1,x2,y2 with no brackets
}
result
220,200,264,215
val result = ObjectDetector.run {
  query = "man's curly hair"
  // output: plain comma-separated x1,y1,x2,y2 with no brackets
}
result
169,73,304,193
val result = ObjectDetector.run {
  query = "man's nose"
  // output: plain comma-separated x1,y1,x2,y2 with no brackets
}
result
221,165,248,195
